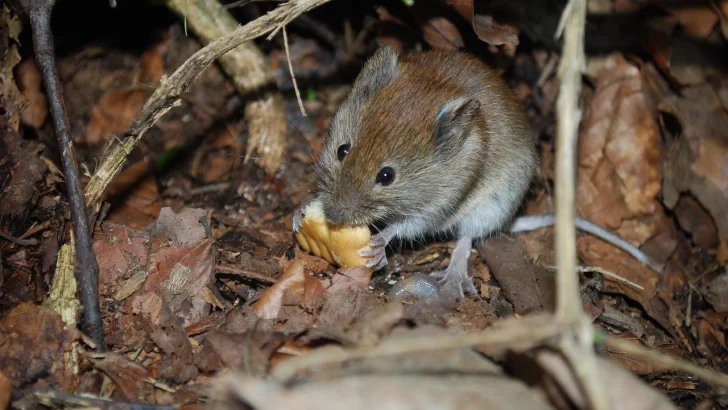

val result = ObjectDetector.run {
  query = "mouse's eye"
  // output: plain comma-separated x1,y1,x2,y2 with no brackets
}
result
375,167,395,186
337,144,350,161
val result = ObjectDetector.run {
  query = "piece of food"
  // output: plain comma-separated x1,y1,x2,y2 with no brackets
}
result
295,200,372,268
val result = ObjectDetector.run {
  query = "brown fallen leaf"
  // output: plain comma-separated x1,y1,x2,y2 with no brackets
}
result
210,372,555,410
536,349,678,410
0,302,80,391
130,292,198,383
326,266,372,294
0,368,12,410
661,84,728,262
719,0,728,41
669,6,719,40
0,128,47,229
138,34,169,85
705,271,728,313
252,259,308,320
16,58,48,129
315,285,384,330
673,195,719,249
105,160,162,229
0,7,23,131
408,1,464,50
140,207,215,328
606,335,688,377
420,15,464,49
92,352,150,402
209,327,551,410
695,313,727,357
478,235,556,315
93,221,150,298
447,0,519,46
190,126,241,184
193,330,285,377
577,54,663,228
101,207,214,368
86,89,146,146
372,6,416,53
575,54,677,320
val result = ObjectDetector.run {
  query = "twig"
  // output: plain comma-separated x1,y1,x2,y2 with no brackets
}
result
271,313,564,381
19,220,52,239
553,0,608,408
542,264,645,291
0,230,38,246
20,0,105,351
605,336,728,388
30,388,176,410
283,26,307,116
216,264,276,283
554,0,583,326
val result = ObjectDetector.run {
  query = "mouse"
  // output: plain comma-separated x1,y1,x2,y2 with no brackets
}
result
293,46,662,299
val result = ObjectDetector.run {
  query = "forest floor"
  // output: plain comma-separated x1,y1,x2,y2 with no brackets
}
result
1,0,728,409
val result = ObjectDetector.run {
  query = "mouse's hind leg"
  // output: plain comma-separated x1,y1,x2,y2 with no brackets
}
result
431,235,476,297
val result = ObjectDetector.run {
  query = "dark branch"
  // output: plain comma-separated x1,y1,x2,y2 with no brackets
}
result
20,0,106,351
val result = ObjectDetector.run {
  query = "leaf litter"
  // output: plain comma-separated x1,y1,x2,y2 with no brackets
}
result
1,0,728,409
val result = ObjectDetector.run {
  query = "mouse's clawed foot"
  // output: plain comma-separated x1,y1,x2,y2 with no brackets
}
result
432,266,477,298
293,198,313,233
360,228,395,270
431,236,476,298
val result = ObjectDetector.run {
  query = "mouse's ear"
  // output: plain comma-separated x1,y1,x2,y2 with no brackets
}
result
353,46,399,98
434,97,481,152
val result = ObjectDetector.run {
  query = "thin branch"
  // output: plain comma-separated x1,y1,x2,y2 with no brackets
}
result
553,0,609,408
271,313,563,382
215,264,276,283
542,264,645,291
21,0,105,351
554,0,584,324
31,388,176,410
0,230,38,246
283,26,307,116
605,336,728,388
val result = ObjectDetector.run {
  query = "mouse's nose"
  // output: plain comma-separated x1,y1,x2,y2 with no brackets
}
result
323,195,360,225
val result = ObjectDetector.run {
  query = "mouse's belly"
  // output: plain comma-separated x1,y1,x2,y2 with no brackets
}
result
439,183,523,239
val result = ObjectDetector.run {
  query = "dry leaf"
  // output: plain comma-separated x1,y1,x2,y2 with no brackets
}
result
92,353,149,401
576,54,677,324
536,349,678,410
705,271,728,313
0,302,80,391
673,195,719,249
105,161,162,229
662,84,728,256
252,259,307,320
447,0,519,46
373,6,415,53
669,6,719,39
0,369,11,410
93,222,150,298
190,126,241,183
86,89,146,145
16,58,48,129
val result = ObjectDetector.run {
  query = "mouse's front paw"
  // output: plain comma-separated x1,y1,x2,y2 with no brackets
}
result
432,266,477,298
359,232,390,270
292,199,313,233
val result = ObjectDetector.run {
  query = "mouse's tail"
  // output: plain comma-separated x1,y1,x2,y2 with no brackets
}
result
509,213,663,274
